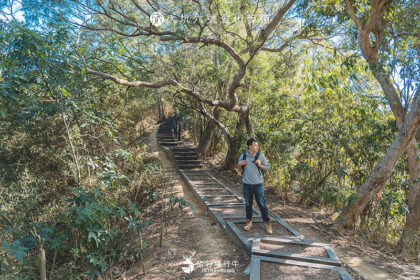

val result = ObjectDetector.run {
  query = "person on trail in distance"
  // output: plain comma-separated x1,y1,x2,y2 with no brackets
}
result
237,137,272,235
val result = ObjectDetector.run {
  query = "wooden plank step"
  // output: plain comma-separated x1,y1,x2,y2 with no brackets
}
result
171,147,196,151
251,237,341,266
159,139,177,143
250,256,352,280
178,165,203,170
174,156,199,160
172,151,197,155
160,142,178,146
225,219,305,256
175,160,201,165
177,162,202,167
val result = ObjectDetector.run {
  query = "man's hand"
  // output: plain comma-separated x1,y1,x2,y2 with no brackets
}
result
238,160,247,167
255,159,264,169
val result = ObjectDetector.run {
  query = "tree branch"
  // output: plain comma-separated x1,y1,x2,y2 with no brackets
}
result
197,102,231,142
344,0,363,30
364,0,388,33
257,0,298,48
85,68,234,110
160,35,245,69
111,86,130,123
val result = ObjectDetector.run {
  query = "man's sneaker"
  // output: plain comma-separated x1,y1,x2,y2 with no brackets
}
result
266,222,273,235
244,219,252,231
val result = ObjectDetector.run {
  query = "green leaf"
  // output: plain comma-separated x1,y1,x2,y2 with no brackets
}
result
0,106,6,118
2,241,12,251
3,240,29,264
88,231,99,248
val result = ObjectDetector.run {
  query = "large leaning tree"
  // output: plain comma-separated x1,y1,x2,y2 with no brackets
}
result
301,0,420,255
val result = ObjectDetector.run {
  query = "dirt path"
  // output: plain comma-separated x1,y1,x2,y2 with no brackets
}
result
124,127,249,279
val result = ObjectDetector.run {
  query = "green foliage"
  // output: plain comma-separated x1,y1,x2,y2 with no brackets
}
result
244,48,407,242
0,19,162,279
2,186,152,278
0,21,82,117
168,194,194,211
300,0,419,101
2,239,29,264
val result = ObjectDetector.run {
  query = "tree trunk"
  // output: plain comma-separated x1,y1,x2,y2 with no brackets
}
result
398,139,420,254
221,116,247,170
156,94,164,123
357,18,420,251
197,78,228,156
192,115,197,146
332,95,420,233
369,62,420,254
57,98,81,186
369,64,405,127
197,108,222,156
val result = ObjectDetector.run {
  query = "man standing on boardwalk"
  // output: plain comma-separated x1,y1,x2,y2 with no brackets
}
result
237,137,272,235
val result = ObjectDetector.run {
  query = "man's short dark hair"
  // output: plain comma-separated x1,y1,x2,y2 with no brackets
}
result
247,137,257,147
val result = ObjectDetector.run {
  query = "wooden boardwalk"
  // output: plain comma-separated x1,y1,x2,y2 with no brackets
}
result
157,118,354,280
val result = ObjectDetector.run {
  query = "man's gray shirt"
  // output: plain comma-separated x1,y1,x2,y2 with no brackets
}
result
238,150,270,185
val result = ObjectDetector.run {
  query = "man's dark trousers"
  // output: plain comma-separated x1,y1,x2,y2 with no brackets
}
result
243,183,270,222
